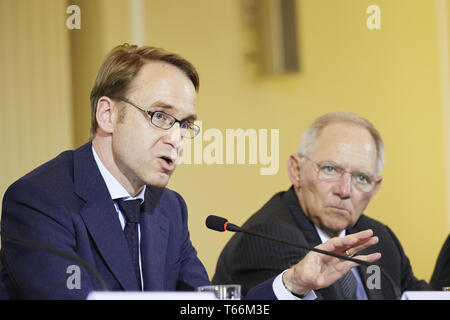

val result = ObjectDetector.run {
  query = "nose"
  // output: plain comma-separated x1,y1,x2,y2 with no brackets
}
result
333,172,352,199
163,122,183,148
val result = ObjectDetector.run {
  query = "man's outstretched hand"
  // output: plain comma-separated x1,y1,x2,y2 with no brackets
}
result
282,229,381,296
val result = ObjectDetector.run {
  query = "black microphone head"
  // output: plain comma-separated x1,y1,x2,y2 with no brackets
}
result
206,215,228,232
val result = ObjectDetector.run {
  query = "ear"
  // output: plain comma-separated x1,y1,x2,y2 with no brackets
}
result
96,96,115,134
288,154,302,188
370,176,383,197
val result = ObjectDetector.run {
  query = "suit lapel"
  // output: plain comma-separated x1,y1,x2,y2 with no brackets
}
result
79,200,139,290
283,187,322,247
140,187,169,290
73,142,139,291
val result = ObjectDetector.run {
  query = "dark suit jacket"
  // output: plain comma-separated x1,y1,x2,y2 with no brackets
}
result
0,142,211,299
213,187,431,299
430,234,450,290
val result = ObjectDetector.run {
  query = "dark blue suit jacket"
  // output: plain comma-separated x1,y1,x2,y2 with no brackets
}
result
0,142,213,299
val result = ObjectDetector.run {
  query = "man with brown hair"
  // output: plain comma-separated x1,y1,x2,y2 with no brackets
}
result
0,45,380,299
1,43,207,299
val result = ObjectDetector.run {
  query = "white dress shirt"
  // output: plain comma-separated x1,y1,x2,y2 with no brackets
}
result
92,147,145,290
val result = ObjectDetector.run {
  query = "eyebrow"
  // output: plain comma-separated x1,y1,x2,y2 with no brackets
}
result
319,160,374,177
150,100,197,122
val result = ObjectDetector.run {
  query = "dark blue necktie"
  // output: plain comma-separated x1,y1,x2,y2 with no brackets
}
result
337,269,358,300
117,199,142,290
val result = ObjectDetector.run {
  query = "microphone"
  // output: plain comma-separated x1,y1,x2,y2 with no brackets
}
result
206,215,242,233
206,215,401,299
206,215,370,266
1,229,109,292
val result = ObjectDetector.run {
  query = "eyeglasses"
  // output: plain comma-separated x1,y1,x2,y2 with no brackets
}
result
301,155,377,192
116,96,200,139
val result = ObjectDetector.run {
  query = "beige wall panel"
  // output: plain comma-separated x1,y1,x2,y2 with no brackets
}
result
0,0,73,201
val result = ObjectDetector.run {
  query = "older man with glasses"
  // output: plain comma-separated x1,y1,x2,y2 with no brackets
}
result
213,112,432,299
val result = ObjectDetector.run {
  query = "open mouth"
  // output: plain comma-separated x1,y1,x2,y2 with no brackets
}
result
161,156,173,165
159,156,176,171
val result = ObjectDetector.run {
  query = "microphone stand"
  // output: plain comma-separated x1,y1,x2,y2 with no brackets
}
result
1,229,109,292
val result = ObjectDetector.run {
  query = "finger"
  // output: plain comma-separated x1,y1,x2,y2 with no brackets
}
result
342,229,375,245
343,236,379,257
317,230,374,253
353,252,382,264
327,252,382,277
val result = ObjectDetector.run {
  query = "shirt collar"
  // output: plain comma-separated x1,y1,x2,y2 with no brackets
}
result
314,225,346,243
92,146,146,203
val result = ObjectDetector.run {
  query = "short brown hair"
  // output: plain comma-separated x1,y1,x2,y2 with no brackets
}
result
89,43,199,139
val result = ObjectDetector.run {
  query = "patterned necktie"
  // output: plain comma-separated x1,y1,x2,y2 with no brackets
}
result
337,269,358,300
117,199,142,290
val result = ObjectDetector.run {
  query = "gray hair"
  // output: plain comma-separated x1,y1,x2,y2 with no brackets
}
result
296,112,385,175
